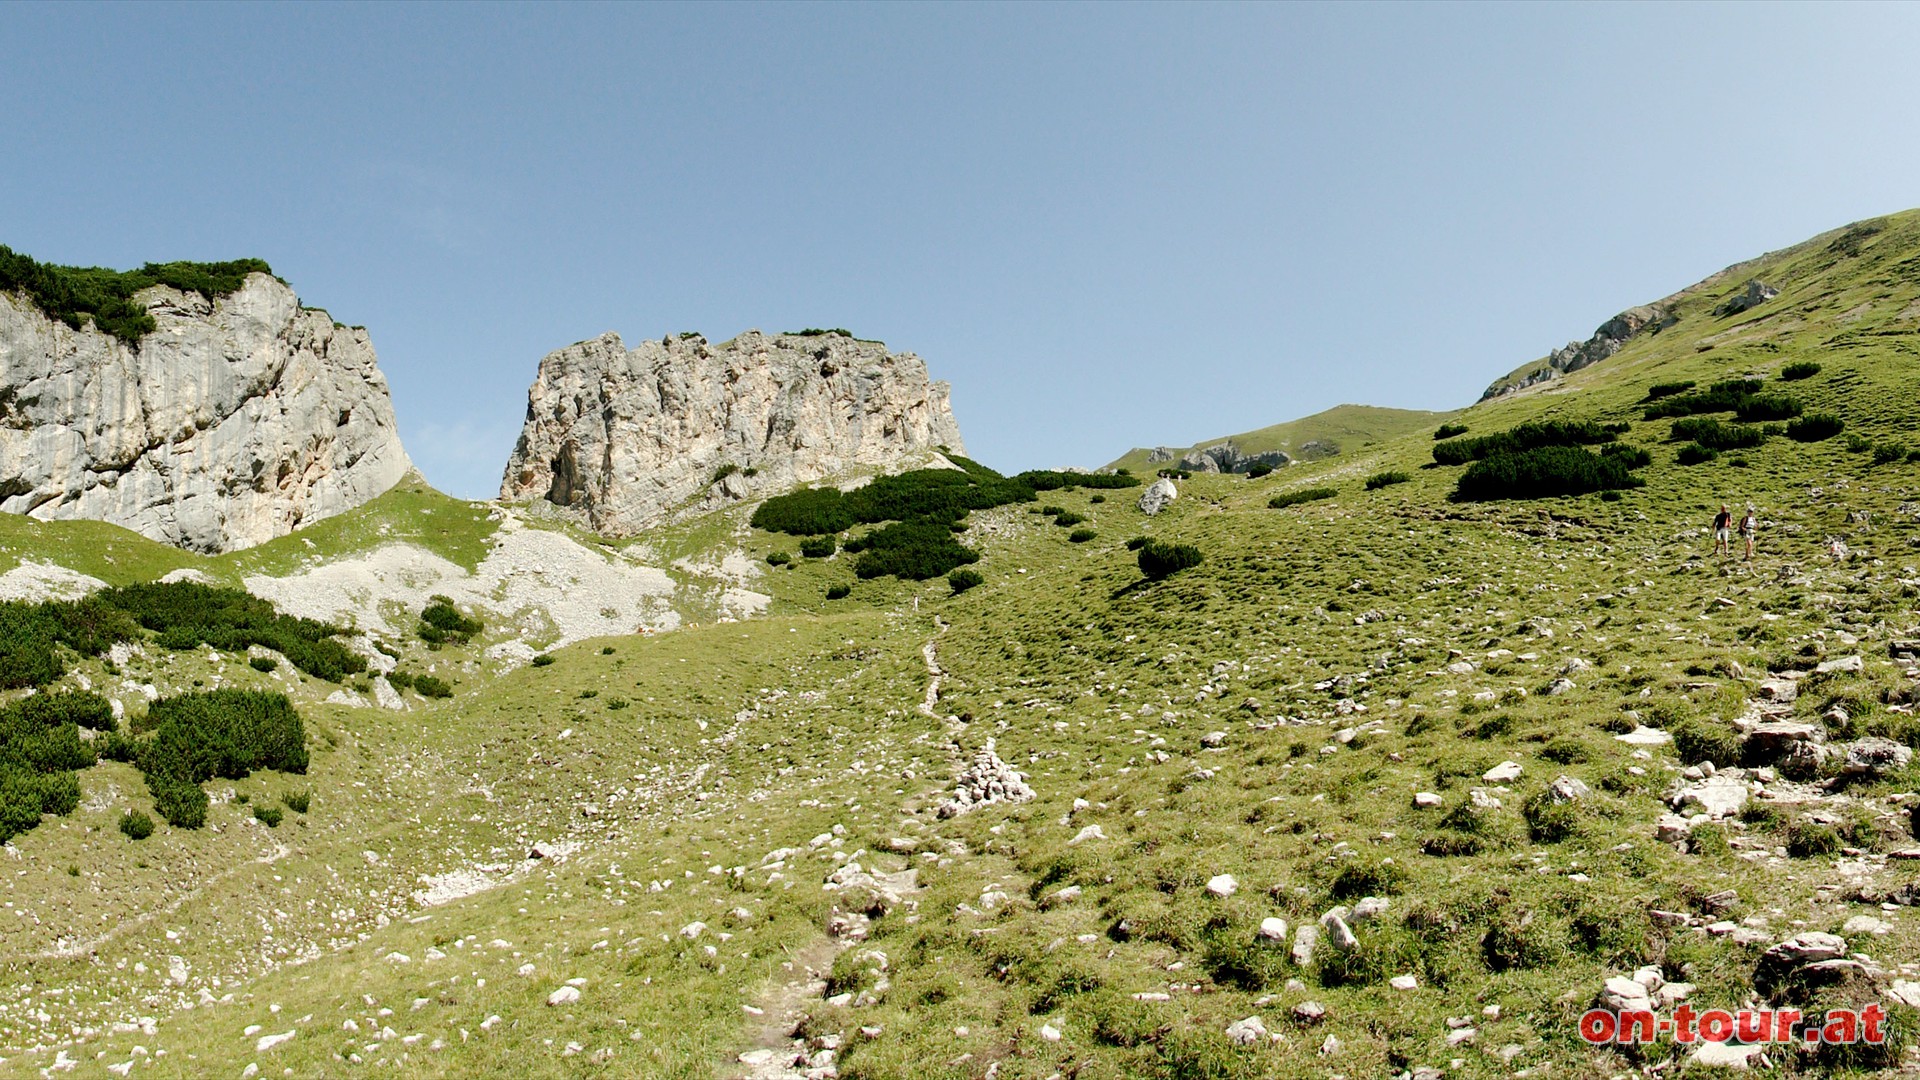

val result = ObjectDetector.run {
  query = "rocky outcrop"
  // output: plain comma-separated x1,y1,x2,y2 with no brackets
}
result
1713,279,1780,317
0,274,410,552
499,330,964,537
1176,442,1291,474
1480,304,1675,401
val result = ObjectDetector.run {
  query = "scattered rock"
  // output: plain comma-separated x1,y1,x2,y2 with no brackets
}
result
547,986,582,1006
1547,776,1590,804
1672,774,1747,819
1068,824,1107,845
1842,737,1912,777
1413,792,1443,808
1138,477,1179,516
1482,761,1522,783
1816,655,1865,676
937,740,1035,818
1257,917,1289,942
1224,1016,1267,1045
1206,874,1238,898
1389,974,1418,991
1292,1001,1326,1024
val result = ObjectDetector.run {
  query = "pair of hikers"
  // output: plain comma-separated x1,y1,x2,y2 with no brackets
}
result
1713,503,1756,560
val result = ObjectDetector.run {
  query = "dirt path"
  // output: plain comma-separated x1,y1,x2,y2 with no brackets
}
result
724,936,842,1079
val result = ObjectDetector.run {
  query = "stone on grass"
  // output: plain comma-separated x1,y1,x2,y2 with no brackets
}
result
1389,974,1418,991
1350,896,1390,922
1816,655,1864,676
1068,824,1106,845
1413,791,1443,808
1843,737,1912,777
1206,874,1238,898
1547,776,1590,804
1138,477,1179,516
1672,775,1746,819
1257,917,1289,941
1224,1016,1267,1045
547,986,582,1006
1482,761,1522,783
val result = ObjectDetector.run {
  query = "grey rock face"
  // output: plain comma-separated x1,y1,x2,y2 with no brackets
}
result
499,330,963,537
0,275,410,552
1480,304,1673,401
1176,442,1291,475
1714,279,1780,317
1138,477,1178,516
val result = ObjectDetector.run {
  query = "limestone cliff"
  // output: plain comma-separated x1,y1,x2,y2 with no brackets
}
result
500,330,964,536
0,273,411,552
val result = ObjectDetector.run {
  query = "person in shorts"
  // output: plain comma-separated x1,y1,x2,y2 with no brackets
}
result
1713,504,1732,556
1740,506,1757,561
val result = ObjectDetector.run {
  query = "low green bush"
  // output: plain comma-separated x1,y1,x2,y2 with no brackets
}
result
530,654,555,668
1643,378,1767,420
1433,419,1617,466
766,551,792,566
385,671,415,690
1244,462,1275,478
1779,361,1822,381
1453,446,1645,501
418,595,483,645
1789,413,1850,443
1873,442,1908,466
0,244,272,344
948,569,984,594
119,809,155,840
1736,393,1803,422
1643,380,1696,401
825,584,852,600
1677,443,1720,465
412,675,453,699
249,656,278,673
283,790,310,814
1125,536,1149,551
252,805,283,828
1137,540,1203,580
1269,487,1337,509
1068,528,1097,543
1846,434,1873,453
1670,417,1768,449
853,520,980,580
1365,471,1409,491
1053,511,1086,527
710,463,740,484
104,581,364,681
1433,423,1469,440
799,536,836,558
1599,443,1653,468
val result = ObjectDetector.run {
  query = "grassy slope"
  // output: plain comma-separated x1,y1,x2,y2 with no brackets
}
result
6,211,1920,1077
1103,403,1455,474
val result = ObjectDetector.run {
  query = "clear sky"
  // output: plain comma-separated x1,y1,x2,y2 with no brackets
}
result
5,3,1920,497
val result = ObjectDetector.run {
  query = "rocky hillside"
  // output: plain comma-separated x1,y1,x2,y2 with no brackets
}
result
1104,403,1450,475
0,254,411,552
499,329,964,536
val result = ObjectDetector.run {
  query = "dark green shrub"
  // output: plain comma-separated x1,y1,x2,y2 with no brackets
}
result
1736,393,1803,422
1780,361,1821,381
1453,446,1645,501
1040,506,1067,517
1676,443,1719,466
1482,908,1562,973
385,671,415,690
710,463,740,484
1784,820,1841,858
249,656,278,673
0,596,141,690
825,584,852,600
252,805,283,828
412,675,453,699
1364,471,1409,490
1644,380,1696,401
1433,419,1617,466
1434,423,1469,440
784,327,850,337
1643,378,1767,420
853,520,980,580
1137,540,1203,580
1600,490,1623,502
1014,470,1141,492
1846,434,1873,453
1269,487,1337,509
1244,463,1274,478
1789,413,1850,443
1089,494,1106,503
1670,417,1768,449
799,536,836,558
751,487,856,535
530,654,555,668
417,596,482,645
283,790,310,813
1522,790,1581,843
1052,511,1086,527
1599,443,1653,468
1125,536,1149,551
1158,469,1191,480
0,244,272,344
1068,529,1097,543
765,551,792,567
16,690,115,732
119,809,155,840
102,582,364,681
1874,442,1908,466
947,569,984,594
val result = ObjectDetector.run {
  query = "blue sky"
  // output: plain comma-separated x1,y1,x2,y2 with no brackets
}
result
6,3,1920,498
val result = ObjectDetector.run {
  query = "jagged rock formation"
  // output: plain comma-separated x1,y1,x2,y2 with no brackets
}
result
1480,304,1676,400
1176,442,1291,474
1713,279,1780,316
500,330,964,536
0,274,410,552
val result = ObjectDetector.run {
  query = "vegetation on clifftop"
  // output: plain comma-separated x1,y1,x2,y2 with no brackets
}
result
0,243,272,344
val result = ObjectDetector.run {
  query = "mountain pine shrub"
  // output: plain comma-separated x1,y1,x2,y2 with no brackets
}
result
825,584,852,600
1787,413,1844,441
418,595,483,645
1452,446,1645,501
1432,419,1617,466
799,536,836,558
1670,417,1769,450
412,675,453,699
1779,361,1822,380
948,568,984,594
1269,487,1337,509
1137,540,1203,580
766,551,792,567
1676,443,1719,465
1244,462,1274,478
1434,423,1469,440
119,809,155,840
1643,380,1696,401
1365,471,1410,490
1068,529,1097,543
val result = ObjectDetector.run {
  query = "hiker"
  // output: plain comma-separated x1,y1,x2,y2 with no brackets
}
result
1712,504,1733,556
1740,506,1758,561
